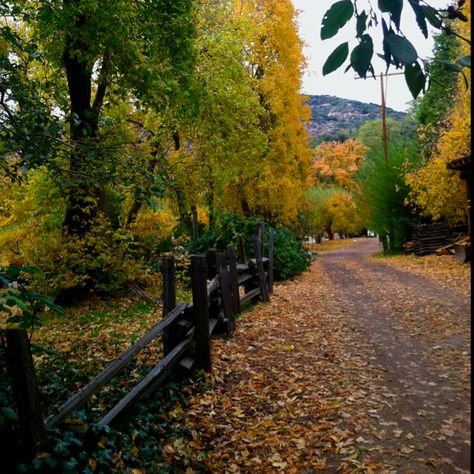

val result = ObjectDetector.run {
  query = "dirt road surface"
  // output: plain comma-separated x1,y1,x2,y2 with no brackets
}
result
166,238,471,473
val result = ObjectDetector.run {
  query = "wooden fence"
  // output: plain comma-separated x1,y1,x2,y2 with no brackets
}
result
3,223,273,456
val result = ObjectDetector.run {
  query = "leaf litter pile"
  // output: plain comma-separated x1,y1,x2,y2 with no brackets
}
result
156,239,470,473
24,239,470,472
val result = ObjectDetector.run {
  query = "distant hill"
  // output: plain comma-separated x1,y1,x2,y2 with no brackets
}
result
306,95,408,145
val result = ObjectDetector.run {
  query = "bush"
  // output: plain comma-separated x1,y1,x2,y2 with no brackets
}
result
185,214,310,281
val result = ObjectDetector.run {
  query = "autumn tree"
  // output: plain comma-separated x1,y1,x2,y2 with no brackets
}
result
232,0,313,226
312,138,367,192
406,0,471,225
411,28,459,159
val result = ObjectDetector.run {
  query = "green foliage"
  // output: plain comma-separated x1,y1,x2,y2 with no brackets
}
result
411,28,460,158
321,1,354,40
356,120,420,253
271,227,311,281
320,0,471,98
0,266,64,336
323,43,349,76
186,214,310,281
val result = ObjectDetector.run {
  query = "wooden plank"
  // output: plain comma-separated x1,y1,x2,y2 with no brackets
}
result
5,329,45,458
268,228,274,294
162,256,177,355
227,245,241,315
96,334,193,429
240,287,261,305
217,252,235,334
45,303,187,428
237,273,253,285
191,255,212,372
236,263,250,273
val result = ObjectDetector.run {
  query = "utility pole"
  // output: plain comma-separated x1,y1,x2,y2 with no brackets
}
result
354,71,405,161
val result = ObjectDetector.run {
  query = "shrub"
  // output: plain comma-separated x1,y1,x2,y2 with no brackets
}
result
186,214,310,281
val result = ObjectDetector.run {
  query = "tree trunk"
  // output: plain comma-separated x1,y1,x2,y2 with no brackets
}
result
62,12,108,236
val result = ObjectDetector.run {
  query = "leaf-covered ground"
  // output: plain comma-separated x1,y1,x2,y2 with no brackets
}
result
23,238,470,472
155,238,470,473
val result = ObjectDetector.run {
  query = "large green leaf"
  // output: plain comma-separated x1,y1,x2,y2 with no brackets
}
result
421,5,442,28
323,42,349,76
378,0,403,30
321,1,354,40
350,34,374,78
385,33,417,65
405,61,426,98
408,0,428,38
356,11,368,38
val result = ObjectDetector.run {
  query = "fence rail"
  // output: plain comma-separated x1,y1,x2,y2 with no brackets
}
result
4,224,274,456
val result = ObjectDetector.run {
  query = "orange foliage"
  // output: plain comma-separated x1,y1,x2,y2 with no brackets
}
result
312,139,368,192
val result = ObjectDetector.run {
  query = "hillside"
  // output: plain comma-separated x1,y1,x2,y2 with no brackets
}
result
306,95,408,145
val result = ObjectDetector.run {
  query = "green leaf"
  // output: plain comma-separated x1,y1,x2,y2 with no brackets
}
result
5,295,29,312
458,56,471,68
381,19,392,69
378,0,403,30
439,60,463,72
408,0,428,38
350,34,374,78
1,407,19,421
356,11,368,38
405,61,426,98
321,0,354,40
421,5,442,28
323,42,349,75
439,60,469,88
385,33,417,65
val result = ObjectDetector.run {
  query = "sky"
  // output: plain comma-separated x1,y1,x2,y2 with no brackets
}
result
291,0,449,112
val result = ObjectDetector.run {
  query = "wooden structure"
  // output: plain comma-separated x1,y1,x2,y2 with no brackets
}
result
3,224,274,454
411,222,452,256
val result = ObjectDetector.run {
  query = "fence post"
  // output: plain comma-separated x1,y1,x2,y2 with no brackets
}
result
216,252,235,334
191,255,212,372
162,256,177,355
5,329,45,459
238,234,247,264
254,222,269,303
268,228,274,294
226,245,241,315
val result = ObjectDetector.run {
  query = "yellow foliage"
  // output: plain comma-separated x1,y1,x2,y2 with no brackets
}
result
132,207,178,243
230,0,313,226
406,0,471,224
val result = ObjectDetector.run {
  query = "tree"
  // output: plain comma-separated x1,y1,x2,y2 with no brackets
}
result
405,0,471,224
1,1,196,236
233,0,313,226
312,138,367,192
357,119,420,253
411,28,459,159
320,0,471,98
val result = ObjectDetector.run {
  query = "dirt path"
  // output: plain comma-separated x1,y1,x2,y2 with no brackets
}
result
164,239,471,473
317,239,471,473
